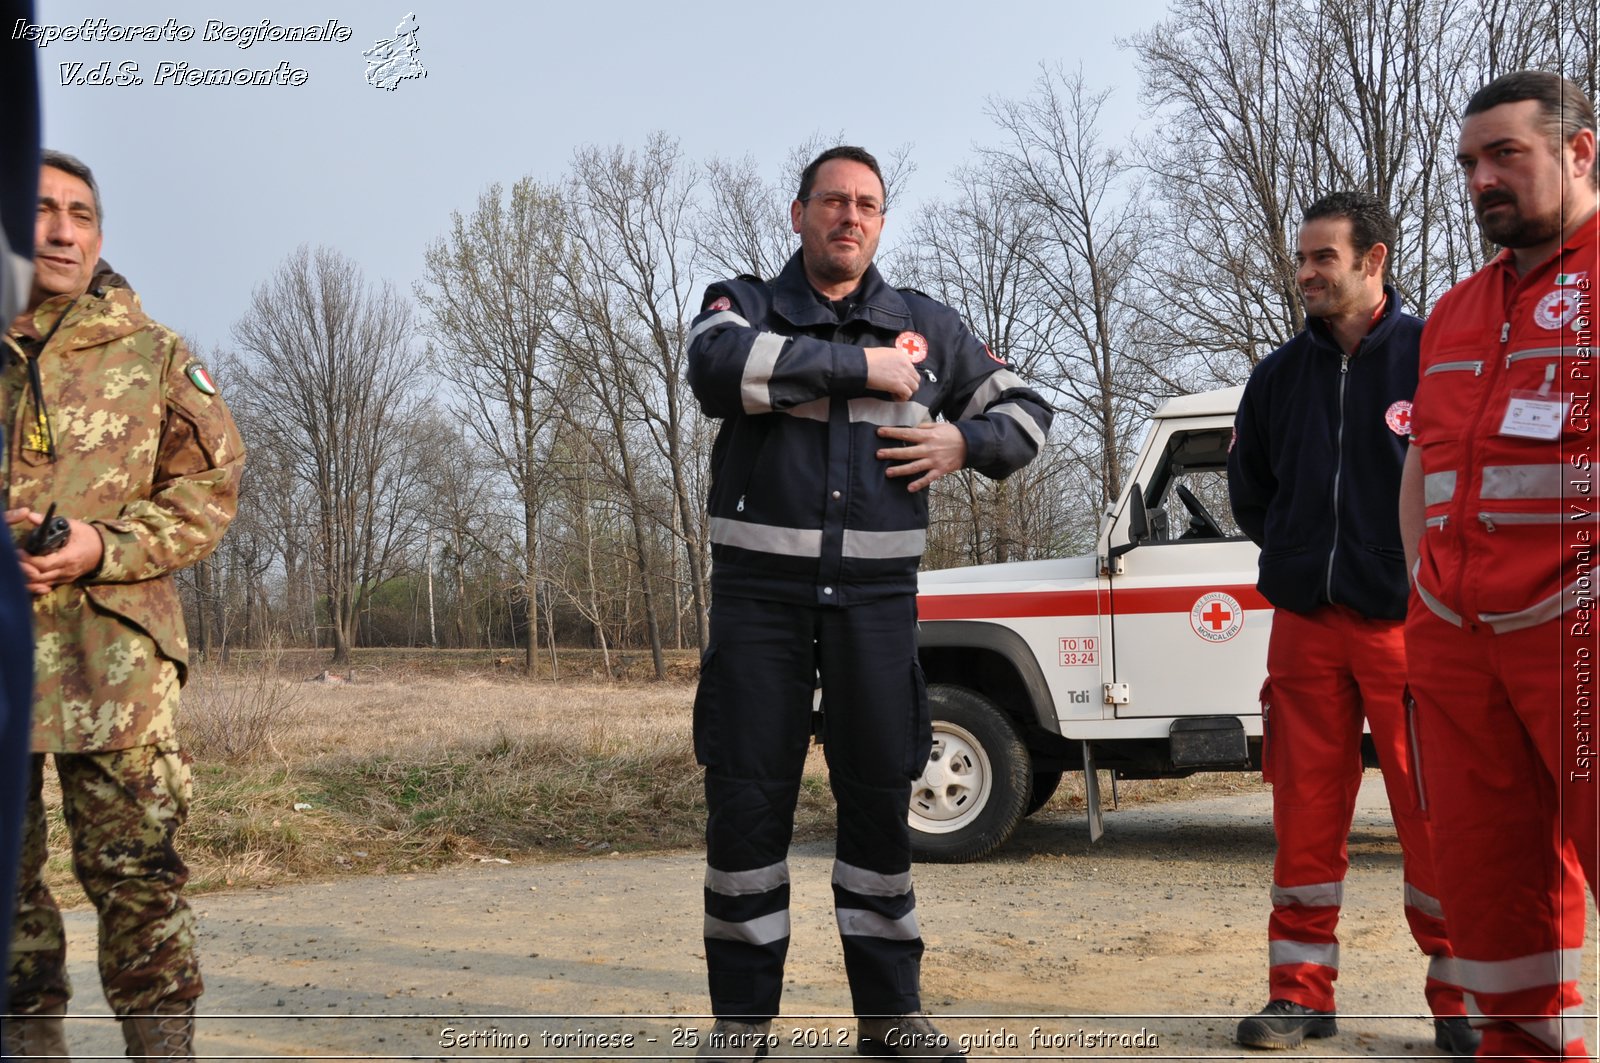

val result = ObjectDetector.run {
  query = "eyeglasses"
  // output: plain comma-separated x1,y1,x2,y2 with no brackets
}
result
801,192,885,219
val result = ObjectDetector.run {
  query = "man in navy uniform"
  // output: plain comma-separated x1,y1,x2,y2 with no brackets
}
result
686,145,1052,1060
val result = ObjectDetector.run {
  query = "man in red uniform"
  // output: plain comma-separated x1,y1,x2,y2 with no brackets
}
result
1401,70,1598,1061
1229,193,1471,1054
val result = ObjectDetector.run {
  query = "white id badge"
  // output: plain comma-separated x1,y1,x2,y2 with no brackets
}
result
1498,389,1572,440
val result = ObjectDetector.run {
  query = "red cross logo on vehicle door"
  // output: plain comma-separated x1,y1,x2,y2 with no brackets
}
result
1190,591,1244,643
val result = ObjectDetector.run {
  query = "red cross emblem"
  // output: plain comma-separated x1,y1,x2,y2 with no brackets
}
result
895,331,929,363
1190,591,1245,643
1385,400,1412,436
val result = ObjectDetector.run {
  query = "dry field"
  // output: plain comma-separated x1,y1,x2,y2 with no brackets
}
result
38,653,1263,905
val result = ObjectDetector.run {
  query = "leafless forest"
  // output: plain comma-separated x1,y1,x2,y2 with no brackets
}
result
180,0,1597,674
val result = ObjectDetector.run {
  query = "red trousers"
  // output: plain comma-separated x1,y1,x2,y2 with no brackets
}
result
1262,605,1463,1017
1407,607,1593,1061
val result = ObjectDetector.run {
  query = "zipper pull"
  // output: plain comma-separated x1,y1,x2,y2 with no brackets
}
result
1540,362,1556,396
1500,322,1510,343
736,495,745,513
1340,354,1350,374
1480,513,1496,533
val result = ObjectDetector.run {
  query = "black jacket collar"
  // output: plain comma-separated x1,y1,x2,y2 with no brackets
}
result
769,251,913,332
1305,283,1403,355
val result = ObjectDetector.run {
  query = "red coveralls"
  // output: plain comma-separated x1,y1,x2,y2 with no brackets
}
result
1407,210,1599,1060
1230,296,1466,1021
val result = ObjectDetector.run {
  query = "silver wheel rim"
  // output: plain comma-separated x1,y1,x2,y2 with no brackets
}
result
908,720,993,834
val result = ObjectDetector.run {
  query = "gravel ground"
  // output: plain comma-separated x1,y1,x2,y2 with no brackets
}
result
43,774,1598,1061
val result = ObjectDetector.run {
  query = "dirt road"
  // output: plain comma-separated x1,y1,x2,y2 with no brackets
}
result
47,776,1596,1061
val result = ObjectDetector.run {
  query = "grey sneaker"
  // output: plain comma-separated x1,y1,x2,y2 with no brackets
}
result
696,1019,773,1061
1433,1016,1481,1060
1235,999,1337,1049
857,1013,966,1059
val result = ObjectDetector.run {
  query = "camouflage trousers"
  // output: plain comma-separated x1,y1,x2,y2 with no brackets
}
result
7,745,203,1014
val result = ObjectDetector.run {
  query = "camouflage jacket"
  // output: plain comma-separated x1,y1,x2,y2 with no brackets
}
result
2,270,244,751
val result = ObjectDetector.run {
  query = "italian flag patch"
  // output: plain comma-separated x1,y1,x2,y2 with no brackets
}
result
187,364,217,396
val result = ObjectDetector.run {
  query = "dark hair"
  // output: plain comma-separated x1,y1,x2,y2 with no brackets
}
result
797,146,886,204
1465,70,1599,188
40,149,103,227
1302,191,1396,269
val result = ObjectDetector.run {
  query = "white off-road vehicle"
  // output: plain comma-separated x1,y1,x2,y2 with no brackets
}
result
909,386,1275,861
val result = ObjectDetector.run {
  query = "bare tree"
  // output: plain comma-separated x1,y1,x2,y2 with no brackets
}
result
1131,0,1317,384
417,178,566,674
984,66,1154,509
894,164,1065,562
559,134,707,670
232,246,423,665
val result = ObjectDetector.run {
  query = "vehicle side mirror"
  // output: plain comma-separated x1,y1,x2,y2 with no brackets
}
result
1108,483,1150,560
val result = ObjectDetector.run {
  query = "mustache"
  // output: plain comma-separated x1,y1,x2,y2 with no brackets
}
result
1476,189,1517,212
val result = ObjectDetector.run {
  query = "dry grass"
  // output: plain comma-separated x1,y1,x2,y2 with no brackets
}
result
37,654,1260,901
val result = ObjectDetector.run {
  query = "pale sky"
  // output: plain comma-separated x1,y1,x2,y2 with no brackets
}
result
34,1,1169,355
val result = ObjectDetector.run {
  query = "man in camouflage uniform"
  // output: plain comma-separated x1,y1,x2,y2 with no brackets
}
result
2,150,244,1061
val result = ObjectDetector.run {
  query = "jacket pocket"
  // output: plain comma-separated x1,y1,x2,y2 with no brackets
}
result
1413,356,1487,445
1403,688,1428,817
82,579,189,675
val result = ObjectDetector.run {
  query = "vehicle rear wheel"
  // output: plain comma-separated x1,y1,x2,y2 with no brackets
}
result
909,684,1031,863
1025,770,1063,816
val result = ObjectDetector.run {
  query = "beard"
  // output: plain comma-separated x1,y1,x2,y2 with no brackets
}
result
1476,190,1564,248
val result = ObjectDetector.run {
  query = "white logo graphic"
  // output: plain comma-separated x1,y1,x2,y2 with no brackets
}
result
1190,591,1244,643
364,13,426,91
1535,288,1581,331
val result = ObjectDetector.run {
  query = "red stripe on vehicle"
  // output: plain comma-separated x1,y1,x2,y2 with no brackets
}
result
918,585,1269,621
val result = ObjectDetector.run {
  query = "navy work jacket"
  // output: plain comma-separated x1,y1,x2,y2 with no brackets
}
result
687,252,1052,606
1227,286,1420,620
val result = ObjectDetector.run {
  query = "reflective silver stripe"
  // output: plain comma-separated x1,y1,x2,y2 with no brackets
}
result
832,860,912,898
711,519,924,560
835,907,921,941
1427,954,1458,986
1404,883,1445,920
990,402,1047,449
706,861,789,896
842,528,926,559
687,309,751,346
1466,995,1588,1052
1511,1007,1590,1052
959,369,1027,420
1480,574,1589,633
709,517,822,557
1481,464,1569,499
1269,940,1339,969
1452,949,1584,993
786,398,830,423
1424,471,1457,506
1424,515,1449,529
1415,579,1463,627
1270,881,1343,908
704,911,790,946
847,398,931,426
1480,511,1595,525
741,333,786,414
